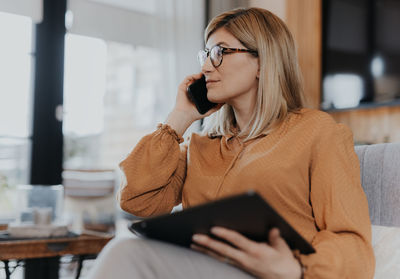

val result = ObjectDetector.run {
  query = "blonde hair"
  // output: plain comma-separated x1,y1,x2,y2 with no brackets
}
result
203,7,305,141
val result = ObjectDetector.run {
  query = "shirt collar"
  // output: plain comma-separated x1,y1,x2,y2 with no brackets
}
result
224,129,268,142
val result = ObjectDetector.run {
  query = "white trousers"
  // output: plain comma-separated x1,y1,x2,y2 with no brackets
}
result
87,237,255,279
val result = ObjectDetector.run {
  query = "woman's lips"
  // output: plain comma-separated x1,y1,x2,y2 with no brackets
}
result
206,80,219,87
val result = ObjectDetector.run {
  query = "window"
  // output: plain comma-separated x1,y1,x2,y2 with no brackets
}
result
63,0,204,171
0,12,33,186
0,11,33,220
63,35,164,169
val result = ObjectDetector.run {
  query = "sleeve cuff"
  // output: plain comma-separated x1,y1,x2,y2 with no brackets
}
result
157,123,184,144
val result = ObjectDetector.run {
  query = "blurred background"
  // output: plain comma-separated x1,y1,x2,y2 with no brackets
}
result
0,0,399,278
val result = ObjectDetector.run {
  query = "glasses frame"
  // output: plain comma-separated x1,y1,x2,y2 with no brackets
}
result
198,45,258,68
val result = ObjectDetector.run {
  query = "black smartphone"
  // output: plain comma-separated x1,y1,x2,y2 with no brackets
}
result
187,75,217,114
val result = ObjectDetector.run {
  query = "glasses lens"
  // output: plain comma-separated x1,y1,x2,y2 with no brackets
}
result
197,50,207,66
210,46,223,67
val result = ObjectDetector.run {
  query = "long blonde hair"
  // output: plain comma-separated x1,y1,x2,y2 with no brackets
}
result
203,7,305,141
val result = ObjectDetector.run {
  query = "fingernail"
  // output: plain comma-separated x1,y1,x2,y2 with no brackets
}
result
192,234,202,241
211,227,221,234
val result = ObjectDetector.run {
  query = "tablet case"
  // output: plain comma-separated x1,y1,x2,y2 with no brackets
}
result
129,190,315,255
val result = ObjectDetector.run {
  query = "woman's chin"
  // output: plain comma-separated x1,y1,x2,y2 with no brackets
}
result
208,98,223,104
208,95,228,105
207,93,223,103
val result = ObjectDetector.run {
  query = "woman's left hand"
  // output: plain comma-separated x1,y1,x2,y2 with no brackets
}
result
191,227,302,279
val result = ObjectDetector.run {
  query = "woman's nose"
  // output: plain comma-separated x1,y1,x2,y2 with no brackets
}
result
201,55,214,73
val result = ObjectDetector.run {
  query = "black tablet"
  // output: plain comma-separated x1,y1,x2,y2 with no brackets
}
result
129,190,315,255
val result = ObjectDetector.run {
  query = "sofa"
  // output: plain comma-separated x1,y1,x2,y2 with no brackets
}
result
355,143,400,278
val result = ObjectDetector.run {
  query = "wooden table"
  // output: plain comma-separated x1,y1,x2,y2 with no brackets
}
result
0,230,113,279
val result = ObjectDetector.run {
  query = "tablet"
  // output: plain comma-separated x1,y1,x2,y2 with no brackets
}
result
129,190,315,255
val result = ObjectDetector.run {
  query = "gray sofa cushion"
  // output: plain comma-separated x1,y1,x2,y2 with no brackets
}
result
355,143,400,227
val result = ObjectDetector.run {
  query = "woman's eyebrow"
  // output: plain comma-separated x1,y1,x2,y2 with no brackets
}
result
205,41,230,49
215,41,229,46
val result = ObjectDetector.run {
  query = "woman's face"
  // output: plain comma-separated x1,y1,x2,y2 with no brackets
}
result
202,28,259,105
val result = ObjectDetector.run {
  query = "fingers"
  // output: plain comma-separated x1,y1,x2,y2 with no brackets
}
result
268,228,291,253
192,233,248,265
192,228,296,278
177,73,203,98
182,73,203,87
191,243,240,268
191,243,229,263
210,227,257,253
177,72,223,119
269,228,280,244
191,243,220,258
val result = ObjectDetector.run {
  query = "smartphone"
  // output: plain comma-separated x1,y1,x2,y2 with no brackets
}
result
187,75,217,114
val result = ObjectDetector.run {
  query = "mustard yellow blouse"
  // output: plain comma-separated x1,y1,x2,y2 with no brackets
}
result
119,108,375,278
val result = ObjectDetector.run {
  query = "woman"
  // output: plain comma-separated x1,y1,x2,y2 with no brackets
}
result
89,7,375,279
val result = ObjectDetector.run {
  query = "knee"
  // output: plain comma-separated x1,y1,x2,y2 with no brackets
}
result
98,237,141,261
106,237,137,250
88,237,144,279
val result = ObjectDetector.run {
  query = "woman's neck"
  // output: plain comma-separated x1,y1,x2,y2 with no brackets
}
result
230,88,258,132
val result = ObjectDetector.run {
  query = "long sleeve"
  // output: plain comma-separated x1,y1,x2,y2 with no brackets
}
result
298,120,375,278
119,124,187,217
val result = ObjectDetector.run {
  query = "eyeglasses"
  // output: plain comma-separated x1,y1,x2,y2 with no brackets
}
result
197,45,258,68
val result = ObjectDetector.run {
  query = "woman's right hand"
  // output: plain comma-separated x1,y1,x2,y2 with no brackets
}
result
175,73,222,120
166,73,223,137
